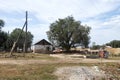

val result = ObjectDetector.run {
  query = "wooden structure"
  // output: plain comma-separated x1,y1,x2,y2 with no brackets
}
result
33,39,53,53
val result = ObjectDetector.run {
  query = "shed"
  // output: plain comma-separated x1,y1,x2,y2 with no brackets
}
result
33,39,53,53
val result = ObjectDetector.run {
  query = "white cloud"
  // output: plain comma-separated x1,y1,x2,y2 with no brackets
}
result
103,15,120,26
84,14,120,45
2,23,49,44
1,0,120,21
0,0,120,45
28,24,49,43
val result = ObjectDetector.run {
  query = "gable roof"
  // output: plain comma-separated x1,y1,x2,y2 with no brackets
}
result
34,39,51,45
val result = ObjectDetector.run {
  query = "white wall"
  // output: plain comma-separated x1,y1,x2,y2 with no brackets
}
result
33,45,53,53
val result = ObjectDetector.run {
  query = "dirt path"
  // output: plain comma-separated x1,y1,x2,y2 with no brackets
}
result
0,54,119,65
54,66,106,80
0,55,119,80
0,58,119,65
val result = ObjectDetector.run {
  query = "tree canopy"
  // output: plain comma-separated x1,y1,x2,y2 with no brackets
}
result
47,16,91,51
9,28,33,51
0,19,5,31
0,31,8,51
106,40,120,48
0,19,6,51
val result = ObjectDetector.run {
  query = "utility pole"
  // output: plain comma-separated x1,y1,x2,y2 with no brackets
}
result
10,11,28,57
23,11,28,56
10,22,26,56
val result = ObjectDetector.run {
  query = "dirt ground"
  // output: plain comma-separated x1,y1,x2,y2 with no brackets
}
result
0,54,119,80
0,54,119,65
54,66,106,80
0,57,119,65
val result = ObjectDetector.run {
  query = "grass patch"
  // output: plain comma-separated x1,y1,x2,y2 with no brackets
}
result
0,53,119,79
0,63,119,80
100,63,120,79
0,64,57,80
108,57,120,60
0,62,102,80
0,53,58,60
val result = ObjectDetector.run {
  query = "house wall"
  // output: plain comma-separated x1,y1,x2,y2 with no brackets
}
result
33,45,53,53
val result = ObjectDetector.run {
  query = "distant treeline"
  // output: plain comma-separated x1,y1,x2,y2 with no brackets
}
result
91,40,120,50
106,40,120,48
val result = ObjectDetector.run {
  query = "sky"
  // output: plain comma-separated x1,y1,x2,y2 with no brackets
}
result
0,0,120,45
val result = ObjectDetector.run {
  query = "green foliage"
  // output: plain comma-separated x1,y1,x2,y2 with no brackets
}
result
0,19,5,31
47,16,91,51
106,40,120,48
0,19,8,51
8,28,33,51
91,45,101,50
0,31,8,51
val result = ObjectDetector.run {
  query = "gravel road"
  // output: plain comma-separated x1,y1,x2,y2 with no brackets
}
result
54,66,106,80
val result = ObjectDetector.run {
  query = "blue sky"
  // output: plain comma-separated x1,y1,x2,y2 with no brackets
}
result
0,0,120,45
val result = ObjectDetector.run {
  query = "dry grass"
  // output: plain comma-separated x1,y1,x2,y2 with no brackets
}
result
108,57,120,60
0,53,58,60
106,48,120,56
0,53,119,80
100,63,120,80
0,64,57,80
0,63,119,80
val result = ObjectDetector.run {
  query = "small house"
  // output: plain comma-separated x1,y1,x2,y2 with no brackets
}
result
33,39,53,53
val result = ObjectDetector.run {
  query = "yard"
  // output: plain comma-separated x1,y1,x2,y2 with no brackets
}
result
0,53,119,80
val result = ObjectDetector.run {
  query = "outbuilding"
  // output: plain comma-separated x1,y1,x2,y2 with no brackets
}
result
33,39,53,53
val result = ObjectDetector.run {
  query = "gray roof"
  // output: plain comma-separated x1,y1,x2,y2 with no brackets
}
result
34,39,51,45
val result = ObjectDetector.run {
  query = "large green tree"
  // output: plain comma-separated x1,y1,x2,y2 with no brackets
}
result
106,40,120,48
9,28,33,51
0,19,5,31
47,16,91,51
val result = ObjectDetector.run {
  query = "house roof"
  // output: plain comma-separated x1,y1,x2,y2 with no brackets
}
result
34,39,52,45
